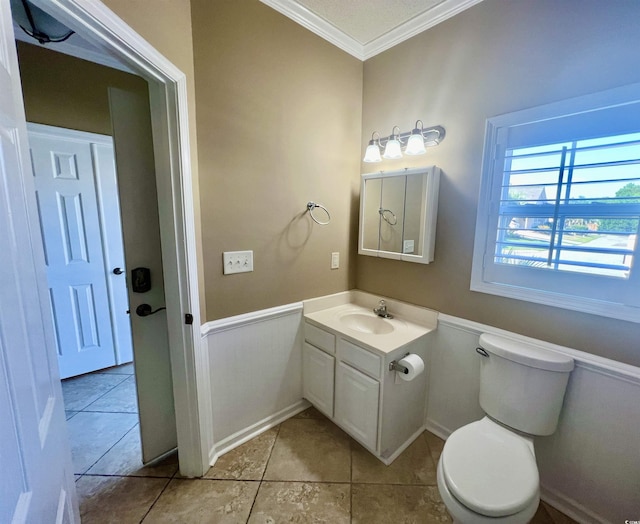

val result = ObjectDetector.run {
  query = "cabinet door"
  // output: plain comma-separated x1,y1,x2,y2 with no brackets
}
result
335,362,379,450
302,342,335,418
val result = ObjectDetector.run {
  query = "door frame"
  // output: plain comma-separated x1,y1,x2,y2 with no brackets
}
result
28,0,212,477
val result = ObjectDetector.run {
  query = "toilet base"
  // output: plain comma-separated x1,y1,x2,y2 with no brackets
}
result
437,457,539,524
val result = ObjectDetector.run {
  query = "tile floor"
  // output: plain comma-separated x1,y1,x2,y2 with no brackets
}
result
63,367,577,523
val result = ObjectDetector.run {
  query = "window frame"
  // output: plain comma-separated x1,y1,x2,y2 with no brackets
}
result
471,83,640,323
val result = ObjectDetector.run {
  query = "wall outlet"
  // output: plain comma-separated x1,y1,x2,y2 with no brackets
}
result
223,250,253,274
331,252,340,269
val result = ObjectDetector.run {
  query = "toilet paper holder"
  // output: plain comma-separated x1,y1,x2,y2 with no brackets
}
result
389,353,410,374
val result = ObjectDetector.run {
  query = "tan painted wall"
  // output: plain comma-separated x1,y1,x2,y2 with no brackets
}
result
17,41,147,134
191,0,363,319
358,0,640,367
101,0,207,317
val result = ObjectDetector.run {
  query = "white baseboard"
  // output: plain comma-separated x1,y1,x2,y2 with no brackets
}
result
209,399,311,466
424,419,452,442
540,485,609,524
380,426,426,466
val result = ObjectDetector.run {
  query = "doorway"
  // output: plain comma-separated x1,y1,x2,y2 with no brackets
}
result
28,123,133,379
17,40,176,480
11,0,207,479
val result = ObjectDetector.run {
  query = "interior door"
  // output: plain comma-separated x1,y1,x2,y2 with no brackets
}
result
108,86,177,463
29,125,133,378
0,0,79,521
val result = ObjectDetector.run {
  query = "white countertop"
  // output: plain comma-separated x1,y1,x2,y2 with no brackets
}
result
303,291,438,355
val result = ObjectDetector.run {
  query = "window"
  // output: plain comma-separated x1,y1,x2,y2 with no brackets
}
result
471,84,640,323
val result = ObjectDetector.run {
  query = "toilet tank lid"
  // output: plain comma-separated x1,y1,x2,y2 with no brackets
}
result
479,333,574,372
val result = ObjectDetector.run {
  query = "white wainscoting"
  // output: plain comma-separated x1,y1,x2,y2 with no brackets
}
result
428,314,640,524
201,302,309,464
200,297,639,522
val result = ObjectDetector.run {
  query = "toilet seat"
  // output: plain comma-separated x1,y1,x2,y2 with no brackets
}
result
441,417,539,518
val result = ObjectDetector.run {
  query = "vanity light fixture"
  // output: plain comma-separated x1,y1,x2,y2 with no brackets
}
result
363,132,382,163
363,120,445,163
405,120,427,155
383,126,403,159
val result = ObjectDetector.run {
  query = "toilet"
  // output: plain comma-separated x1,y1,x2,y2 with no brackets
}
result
436,333,574,523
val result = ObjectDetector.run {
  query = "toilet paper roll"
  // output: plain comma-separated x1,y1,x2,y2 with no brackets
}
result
397,354,424,382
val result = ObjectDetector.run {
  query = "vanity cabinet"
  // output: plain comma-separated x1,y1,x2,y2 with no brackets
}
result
302,317,430,463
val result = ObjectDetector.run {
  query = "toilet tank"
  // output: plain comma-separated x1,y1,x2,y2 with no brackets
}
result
478,333,574,436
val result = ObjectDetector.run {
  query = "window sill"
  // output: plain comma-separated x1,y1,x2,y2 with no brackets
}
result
470,278,640,324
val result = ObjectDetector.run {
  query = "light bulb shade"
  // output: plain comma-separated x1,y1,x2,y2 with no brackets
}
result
363,143,382,163
383,139,402,159
405,133,426,155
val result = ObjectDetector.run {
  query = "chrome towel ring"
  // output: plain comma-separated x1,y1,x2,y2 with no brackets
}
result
379,208,397,226
307,201,331,225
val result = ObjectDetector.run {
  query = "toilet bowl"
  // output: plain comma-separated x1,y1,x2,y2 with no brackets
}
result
436,333,574,524
436,417,539,524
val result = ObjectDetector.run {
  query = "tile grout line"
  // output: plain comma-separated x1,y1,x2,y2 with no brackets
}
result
350,439,353,524
138,476,173,523
80,409,139,415
65,372,131,412
78,422,140,476
244,423,283,523
81,374,135,412
66,366,140,476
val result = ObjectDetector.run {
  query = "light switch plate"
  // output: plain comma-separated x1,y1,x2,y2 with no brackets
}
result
331,252,340,269
223,250,253,274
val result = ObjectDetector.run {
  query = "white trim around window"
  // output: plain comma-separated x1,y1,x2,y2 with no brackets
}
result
471,83,640,323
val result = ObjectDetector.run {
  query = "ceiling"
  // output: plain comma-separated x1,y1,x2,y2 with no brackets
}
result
260,0,483,60
13,0,483,70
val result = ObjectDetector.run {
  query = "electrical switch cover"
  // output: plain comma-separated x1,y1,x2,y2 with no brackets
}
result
223,250,254,274
331,252,340,269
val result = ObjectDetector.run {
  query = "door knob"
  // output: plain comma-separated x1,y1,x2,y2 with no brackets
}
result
135,303,166,317
113,267,124,275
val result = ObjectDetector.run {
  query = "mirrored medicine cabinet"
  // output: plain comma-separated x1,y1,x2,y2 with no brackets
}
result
358,166,440,264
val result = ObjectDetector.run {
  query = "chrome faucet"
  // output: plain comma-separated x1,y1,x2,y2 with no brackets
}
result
373,300,393,319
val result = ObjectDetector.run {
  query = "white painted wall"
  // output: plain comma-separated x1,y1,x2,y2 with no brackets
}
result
200,298,640,522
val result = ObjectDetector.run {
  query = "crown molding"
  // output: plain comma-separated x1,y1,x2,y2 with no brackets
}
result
260,0,364,59
260,0,483,61
362,0,484,60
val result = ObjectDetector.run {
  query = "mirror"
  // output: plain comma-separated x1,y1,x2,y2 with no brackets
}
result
359,166,440,264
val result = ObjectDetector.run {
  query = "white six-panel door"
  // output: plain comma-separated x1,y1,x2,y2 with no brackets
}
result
0,0,79,520
29,125,132,378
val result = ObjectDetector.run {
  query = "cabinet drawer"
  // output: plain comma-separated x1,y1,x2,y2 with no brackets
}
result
339,339,381,379
305,322,335,354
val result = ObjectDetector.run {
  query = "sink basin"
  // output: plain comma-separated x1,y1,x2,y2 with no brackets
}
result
339,313,394,335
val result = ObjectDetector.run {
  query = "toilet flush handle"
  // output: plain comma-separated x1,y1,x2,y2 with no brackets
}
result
476,347,490,358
